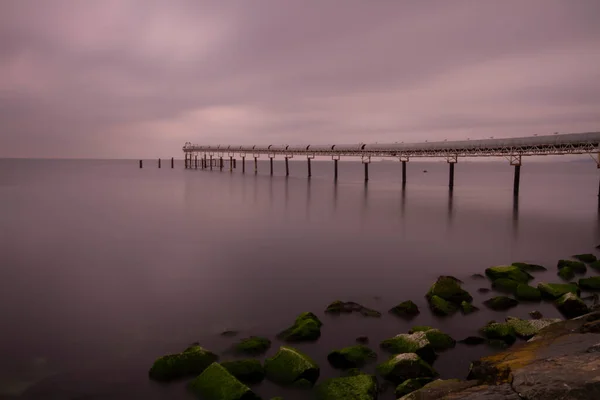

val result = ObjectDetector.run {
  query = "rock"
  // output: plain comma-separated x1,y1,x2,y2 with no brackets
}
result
220,330,239,337
425,276,473,304
485,265,533,283
395,377,434,397
512,262,547,272
556,293,589,319
557,259,586,273
148,345,218,381
389,300,420,317
233,336,271,356
486,339,510,349
491,278,520,293
505,316,561,339
470,273,486,279
428,295,458,316
515,284,542,301
529,310,543,319
590,260,600,270
277,312,322,342
325,301,381,317
479,322,516,345
460,301,479,314
397,379,480,400
327,345,376,369
264,346,319,386
221,359,265,384
343,368,363,377
582,293,599,305
376,353,437,384
189,362,260,400
477,287,490,293
408,326,433,333
572,253,597,263
421,329,456,351
315,373,378,400
356,336,369,344
537,282,580,299
557,266,575,280
380,332,436,363
483,296,519,311
579,276,600,291
458,336,485,345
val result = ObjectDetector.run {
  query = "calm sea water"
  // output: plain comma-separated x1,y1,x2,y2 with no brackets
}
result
1,158,600,399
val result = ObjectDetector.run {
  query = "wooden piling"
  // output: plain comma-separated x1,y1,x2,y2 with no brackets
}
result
158,158,161,168
270,158,274,176
171,157,174,168
139,160,143,168
364,162,369,181
307,158,312,178
220,157,223,171
285,157,289,176
402,161,406,187
513,165,521,197
230,156,233,172
242,156,246,173
254,157,258,174
334,159,338,181
449,163,455,189
195,156,198,169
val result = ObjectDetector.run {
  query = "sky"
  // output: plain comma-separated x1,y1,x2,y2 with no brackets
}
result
1,0,599,159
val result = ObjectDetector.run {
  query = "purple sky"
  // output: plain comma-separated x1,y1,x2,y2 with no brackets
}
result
1,1,599,158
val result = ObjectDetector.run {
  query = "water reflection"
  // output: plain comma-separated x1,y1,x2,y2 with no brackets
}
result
447,189,454,227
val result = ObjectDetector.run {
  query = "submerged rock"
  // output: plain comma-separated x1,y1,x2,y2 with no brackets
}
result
579,276,600,290
325,301,381,317
491,278,520,293
483,296,519,311
485,265,533,283
428,295,457,316
327,345,376,369
470,273,486,279
380,332,436,363
512,262,547,272
557,266,575,281
537,282,580,299
426,276,473,304
315,373,378,400
397,379,480,400
557,259,586,273
234,336,271,356
220,330,239,337
376,353,437,384
189,362,260,400
505,316,561,339
590,260,600,270
477,287,490,293
221,359,265,384
277,312,322,342
149,345,218,381
356,336,369,344
479,322,516,345
458,336,485,345
556,293,589,319
460,301,479,314
572,253,597,263
395,377,434,397
264,346,319,386
515,284,542,301
389,300,420,318
529,310,543,319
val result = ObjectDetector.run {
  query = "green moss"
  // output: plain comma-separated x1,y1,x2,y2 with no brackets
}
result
264,346,319,386
428,295,458,316
579,276,600,290
149,345,218,381
557,259,586,273
423,329,455,351
479,322,516,344
460,301,479,314
408,326,433,333
491,278,520,293
327,345,376,369
189,362,259,400
556,292,589,319
380,332,435,363
315,374,378,400
221,359,265,384
505,316,561,339
485,265,533,283
376,353,437,384
515,284,542,301
325,301,381,317
557,267,575,281
277,312,322,342
234,336,271,356
395,377,434,397
482,296,519,311
426,276,472,304
572,253,597,263
537,282,579,299
390,300,420,317
512,262,547,272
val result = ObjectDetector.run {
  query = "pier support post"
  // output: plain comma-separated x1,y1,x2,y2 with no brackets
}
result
195,156,198,169
210,155,213,170
242,156,246,173
158,158,161,168
139,160,143,168
220,157,223,171
270,156,274,176
285,157,289,176
333,156,340,181
307,157,312,178
254,157,258,174
233,159,236,169
184,155,187,169
364,163,369,182
513,165,521,197
230,156,233,172
402,160,407,187
171,157,174,168
449,163,455,189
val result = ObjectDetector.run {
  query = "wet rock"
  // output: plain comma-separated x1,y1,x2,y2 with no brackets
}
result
460,301,479,314
425,276,472,304
512,262,547,272
356,336,369,344
149,345,218,381
233,336,271,356
277,312,322,342
556,293,589,319
515,284,542,301
327,345,376,369
458,336,485,345
221,359,265,384
557,259,586,273
264,346,319,386
389,300,420,318
485,265,533,283
557,266,575,281
590,260,600,270
400,382,520,400
428,295,458,316
537,282,580,299
189,362,260,400
582,293,599,305
325,301,381,317
505,316,561,339
477,287,491,293
220,330,239,337
579,276,600,291
380,332,436,363
479,322,516,345
483,296,519,311
376,353,437,384
529,310,543,319
395,377,434,397
397,379,480,400
491,278,520,293
408,327,455,351
470,273,486,279
572,253,597,263
315,373,377,400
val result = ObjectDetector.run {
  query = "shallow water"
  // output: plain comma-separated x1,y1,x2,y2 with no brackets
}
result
1,158,599,399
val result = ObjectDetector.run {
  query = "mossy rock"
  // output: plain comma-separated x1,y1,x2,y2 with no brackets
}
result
557,259,586,273
325,301,381,317
149,345,218,381
264,346,319,386
327,345,376,369
189,362,260,400
426,276,473,304
395,377,434,397
485,265,533,283
590,260,600,270
221,359,265,384
483,296,519,311
479,322,516,345
315,373,378,400
491,278,520,293
579,276,600,291
390,300,420,317
512,262,547,272
428,295,457,316
460,301,479,314
408,326,433,333
376,353,437,384
380,332,436,363
555,292,589,319
422,329,455,351
557,267,575,281
505,316,561,339
234,336,271,356
277,312,322,342
537,282,580,299
573,253,597,263
515,284,542,301
458,336,485,345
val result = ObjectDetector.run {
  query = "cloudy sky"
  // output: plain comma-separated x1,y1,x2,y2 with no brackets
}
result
1,0,599,158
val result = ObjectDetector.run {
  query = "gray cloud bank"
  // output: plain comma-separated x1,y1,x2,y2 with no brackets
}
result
1,0,599,158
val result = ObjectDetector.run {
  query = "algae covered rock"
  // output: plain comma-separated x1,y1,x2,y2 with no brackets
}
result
572,253,597,263
479,322,516,344
557,267,575,281
458,336,485,345
538,282,579,299
264,346,319,386
390,300,420,318
460,301,479,314
556,293,589,319
529,310,543,319
428,295,457,316
579,276,600,290
327,345,376,369
315,373,377,400
483,296,519,311
376,353,437,384
395,377,434,397
277,312,322,342
512,262,547,272
425,276,473,304
590,260,600,270
221,359,265,384
325,301,381,317
485,265,533,283
505,316,561,339
379,332,436,363
149,345,218,381
557,259,586,273
408,326,433,333
421,329,455,351
189,362,260,400
234,336,271,355
515,284,542,301
491,278,520,293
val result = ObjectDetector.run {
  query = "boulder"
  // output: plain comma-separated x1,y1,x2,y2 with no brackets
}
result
579,276,600,290
458,336,485,345
189,362,260,400
505,316,561,339
356,336,369,344
395,377,434,397
428,295,457,316
557,259,586,273
460,301,479,314
389,300,420,318
485,265,533,283
327,345,376,369
425,276,472,304
572,253,597,263
220,330,239,337
149,345,218,381
556,293,589,319
470,273,486,279
264,346,319,386
557,266,575,281
483,296,519,311
234,336,271,356
491,278,520,293
277,312,322,342
376,353,437,384
477,287,490,293
479,322,516,345
379,332,436,363
590,260,600,270
221,359,265,384
529,310,543,319
397,379,480,400
515,284,542,301
512,262,547,272
537,282,579,299
325,301,381,317
315,373,378,400
421,329,455,351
